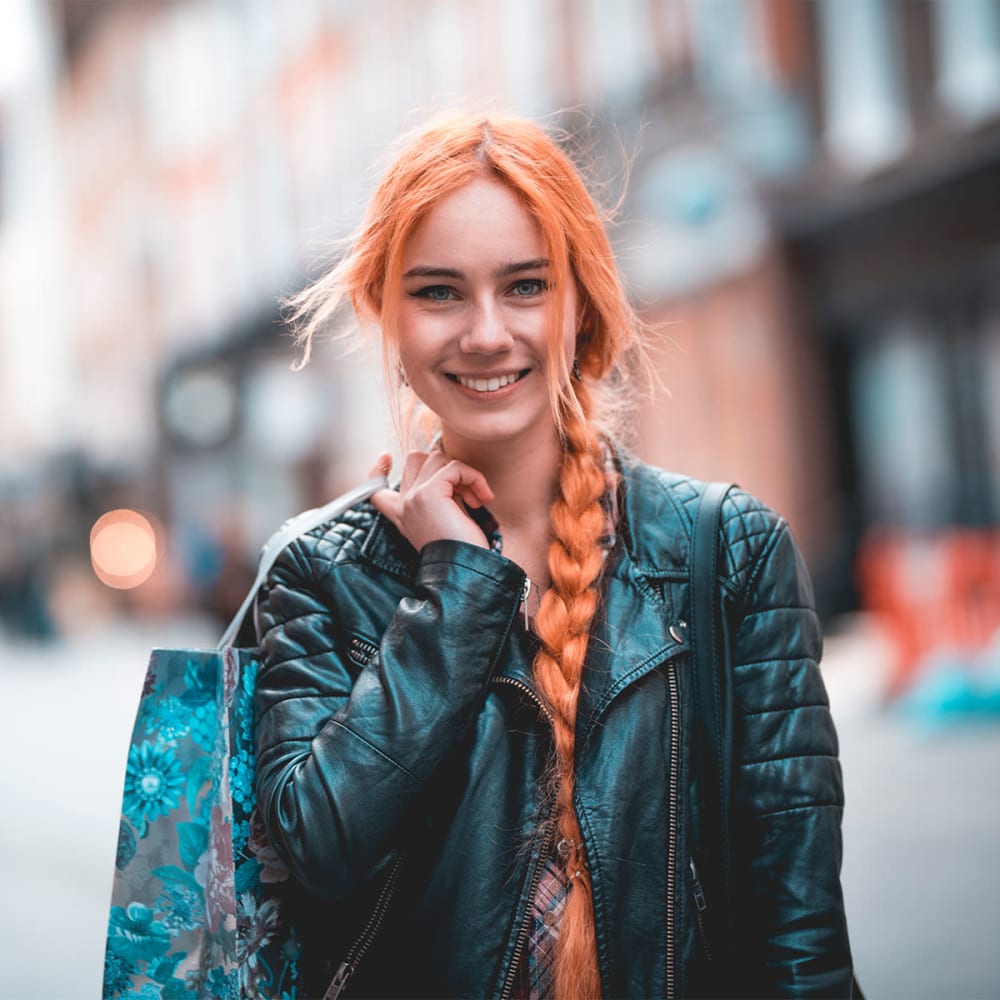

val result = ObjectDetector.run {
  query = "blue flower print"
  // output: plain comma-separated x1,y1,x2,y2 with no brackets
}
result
107,902,172,965
156,874,206,932
229,749,255,810
148,949,186,987
103,946,138,996
237,892,281,995
122,984,161,1000
189,699,218,751
203,965,238,999
123,741,185,837
232,819,250,856
237,660,258,747
143,695,191,745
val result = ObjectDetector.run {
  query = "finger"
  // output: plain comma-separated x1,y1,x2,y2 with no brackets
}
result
437,461,494,506
400,451,430,492
410,450,450,489
371,488,402,527
368,452,392,478
456,485,484,509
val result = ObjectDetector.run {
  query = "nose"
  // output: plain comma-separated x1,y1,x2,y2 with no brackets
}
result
460,299,513,354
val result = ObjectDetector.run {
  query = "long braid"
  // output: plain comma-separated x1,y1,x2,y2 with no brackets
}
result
532,381,608,1000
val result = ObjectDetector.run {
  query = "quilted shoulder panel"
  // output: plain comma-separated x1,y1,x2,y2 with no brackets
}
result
295,500,379,573
630,463,782,596
717,488,783,593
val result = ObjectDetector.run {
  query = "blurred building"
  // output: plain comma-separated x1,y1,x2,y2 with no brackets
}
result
1,0,998,658
587,1,1000,681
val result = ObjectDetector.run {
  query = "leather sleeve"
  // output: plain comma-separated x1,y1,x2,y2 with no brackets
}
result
253,533,525,899
727,504,854,997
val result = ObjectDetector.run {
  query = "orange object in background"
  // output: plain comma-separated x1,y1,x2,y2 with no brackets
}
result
857,531,1000,698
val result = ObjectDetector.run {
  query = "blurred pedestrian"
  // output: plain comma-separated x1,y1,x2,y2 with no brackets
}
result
253,113,855,998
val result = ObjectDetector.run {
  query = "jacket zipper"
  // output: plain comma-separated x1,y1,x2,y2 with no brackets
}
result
689,858,712,962
491,672,557,1000
348,635,379,667
497,818,556,1000
665,663,680,999
492,674,554,724
323,852,405,1000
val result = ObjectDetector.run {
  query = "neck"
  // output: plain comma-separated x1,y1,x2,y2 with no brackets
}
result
439,427,564,530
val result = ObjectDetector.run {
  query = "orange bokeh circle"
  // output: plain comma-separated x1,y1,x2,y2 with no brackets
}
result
90,509,159,590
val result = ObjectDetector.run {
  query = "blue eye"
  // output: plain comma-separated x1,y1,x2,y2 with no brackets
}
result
412,286,456,301
510,279,545,297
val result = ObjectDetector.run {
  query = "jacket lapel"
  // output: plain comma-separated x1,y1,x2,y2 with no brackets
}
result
358,455,696,743
575,553,689,741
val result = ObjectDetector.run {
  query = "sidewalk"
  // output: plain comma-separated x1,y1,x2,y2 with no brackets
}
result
824,618,1000,999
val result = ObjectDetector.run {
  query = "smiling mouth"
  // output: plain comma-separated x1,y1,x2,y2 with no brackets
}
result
446,370,530,393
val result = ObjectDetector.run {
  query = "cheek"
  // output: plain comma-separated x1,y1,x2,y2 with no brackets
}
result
563,287,580,362
396,310,434,363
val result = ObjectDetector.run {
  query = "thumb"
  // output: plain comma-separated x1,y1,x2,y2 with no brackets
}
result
369,452,392,478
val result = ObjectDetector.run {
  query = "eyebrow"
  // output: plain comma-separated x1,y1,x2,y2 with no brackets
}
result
401,258,550,280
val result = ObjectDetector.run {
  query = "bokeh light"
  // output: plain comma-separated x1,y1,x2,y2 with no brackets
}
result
89,509,159,590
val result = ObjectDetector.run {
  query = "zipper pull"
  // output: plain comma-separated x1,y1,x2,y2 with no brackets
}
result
690,858,708,912
521,576,531,629
324,961,354,1000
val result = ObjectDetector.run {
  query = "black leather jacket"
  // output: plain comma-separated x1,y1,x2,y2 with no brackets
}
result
254,456,853,998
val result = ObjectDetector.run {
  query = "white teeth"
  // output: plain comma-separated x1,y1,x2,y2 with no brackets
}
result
457,372,519,392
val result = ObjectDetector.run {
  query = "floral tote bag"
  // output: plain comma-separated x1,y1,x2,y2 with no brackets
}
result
103,478,385,1000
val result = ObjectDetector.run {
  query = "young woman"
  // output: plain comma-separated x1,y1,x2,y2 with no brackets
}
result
254,114,854,999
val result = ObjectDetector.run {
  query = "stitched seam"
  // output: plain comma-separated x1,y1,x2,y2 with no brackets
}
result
419,557,522,593
591,645,683,719
733,655,819,670
263,644,341,671
744,518,786,595
256,734,312,752
741,752,838,767
739,606,819,620
660,473,695,535
255,693,349,723
331,720,422,784
741,703,829,718
757,803,843,818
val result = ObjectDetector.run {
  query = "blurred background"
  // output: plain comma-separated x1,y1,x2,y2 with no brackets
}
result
1,0,999,996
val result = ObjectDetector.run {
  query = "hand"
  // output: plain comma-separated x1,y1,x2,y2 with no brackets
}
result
369,451,495,552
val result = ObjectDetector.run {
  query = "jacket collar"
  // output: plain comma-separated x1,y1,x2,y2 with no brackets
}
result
358,448,696,731
573,451,694,733
494,453,697,733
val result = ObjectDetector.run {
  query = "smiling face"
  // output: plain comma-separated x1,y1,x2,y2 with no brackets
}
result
395,176,578,460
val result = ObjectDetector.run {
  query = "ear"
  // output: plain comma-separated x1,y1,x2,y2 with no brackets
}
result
575,298,595,355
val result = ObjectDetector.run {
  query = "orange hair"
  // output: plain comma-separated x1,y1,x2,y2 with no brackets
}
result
286,113,646,999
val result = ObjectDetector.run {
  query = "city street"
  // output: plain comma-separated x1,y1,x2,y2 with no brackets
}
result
1,616,998,999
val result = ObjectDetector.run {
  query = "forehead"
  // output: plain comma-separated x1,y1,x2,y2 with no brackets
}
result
402,177,545,267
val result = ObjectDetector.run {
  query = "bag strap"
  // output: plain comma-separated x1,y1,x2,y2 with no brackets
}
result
690,481,736,960
217,474,388,648
691,486,864,999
